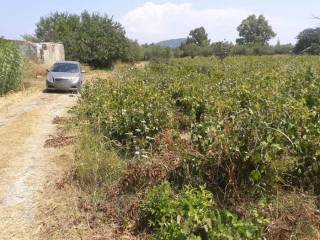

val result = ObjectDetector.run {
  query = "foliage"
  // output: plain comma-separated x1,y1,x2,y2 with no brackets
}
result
140,182,263,240
75,124,124,190
180,40,291,59
236,14,276,45
211,41,234,60
34,11,129,67
186,27,210,47
232,43,274,56
180,27,212,58
142,44,174,62
125,40,144,62
75,56,320,239
77,67,172,157
21,34,39,42
0,39,24,95
294,27,320,54
78,56,320,196
274,41,293,54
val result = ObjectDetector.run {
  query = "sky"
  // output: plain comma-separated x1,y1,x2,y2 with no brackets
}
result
0,0,320,44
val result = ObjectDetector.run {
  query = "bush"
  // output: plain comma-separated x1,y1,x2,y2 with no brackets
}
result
274,43,293,54
231,44,274,55
75,56,320,238
78,56,320,194
142,44,174,63
77,67,172,157
211,41,233,60
0,40,24,95
140,182,263,240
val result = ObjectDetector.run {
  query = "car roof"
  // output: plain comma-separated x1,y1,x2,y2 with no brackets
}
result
54,61,80,65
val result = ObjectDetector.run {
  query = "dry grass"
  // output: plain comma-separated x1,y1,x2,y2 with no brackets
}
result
36,139,140,240
44,135,75,148
82,65,115,82
82,61,148,83
22,60,47,90
0,60,46,116
0,109,41,171
23,60,48,78
265,191,320,240
37,180,141,240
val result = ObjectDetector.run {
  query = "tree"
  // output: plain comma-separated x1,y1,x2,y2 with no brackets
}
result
76,11,129,67
294,28,320,54
34,11,130,67
186,27,210,47
125,40,144,62
236,15,276,45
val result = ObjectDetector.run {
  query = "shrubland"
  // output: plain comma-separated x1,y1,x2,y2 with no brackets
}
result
74,56,320,239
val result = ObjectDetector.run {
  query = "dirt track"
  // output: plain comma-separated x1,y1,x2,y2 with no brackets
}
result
0,89,76,239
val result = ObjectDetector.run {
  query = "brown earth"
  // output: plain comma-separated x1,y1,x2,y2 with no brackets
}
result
0,84,77,239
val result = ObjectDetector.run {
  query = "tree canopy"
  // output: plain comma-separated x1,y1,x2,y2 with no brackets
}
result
236,14,276,45
294,28,320,54
186,27,210,47
34,11,129,67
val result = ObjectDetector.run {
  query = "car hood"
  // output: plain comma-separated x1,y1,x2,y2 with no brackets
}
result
50,72,80,79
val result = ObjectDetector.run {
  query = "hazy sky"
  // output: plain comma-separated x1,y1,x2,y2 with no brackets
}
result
1,0,319,44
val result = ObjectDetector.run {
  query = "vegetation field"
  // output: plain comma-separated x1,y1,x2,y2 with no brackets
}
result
74,56,320,239
0,40,24,96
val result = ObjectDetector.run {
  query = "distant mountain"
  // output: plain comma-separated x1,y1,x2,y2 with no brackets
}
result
157,38,187,48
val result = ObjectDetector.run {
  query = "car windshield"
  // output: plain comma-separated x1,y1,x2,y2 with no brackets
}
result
51,63,79,73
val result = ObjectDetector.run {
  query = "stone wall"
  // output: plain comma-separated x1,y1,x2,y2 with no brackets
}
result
10,40,65,66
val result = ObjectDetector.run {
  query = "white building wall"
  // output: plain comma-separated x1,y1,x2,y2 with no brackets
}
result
11,40,65,66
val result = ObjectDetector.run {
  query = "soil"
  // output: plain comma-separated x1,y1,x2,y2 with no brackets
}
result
0,87,77,239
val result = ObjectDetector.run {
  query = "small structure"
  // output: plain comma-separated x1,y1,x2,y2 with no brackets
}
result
10,40,65,66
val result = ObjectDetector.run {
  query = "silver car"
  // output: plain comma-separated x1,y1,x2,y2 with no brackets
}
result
46,61,85,92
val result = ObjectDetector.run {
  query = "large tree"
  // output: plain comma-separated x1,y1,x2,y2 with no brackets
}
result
294,28,320,54
186,27,210,47
34,11,129,67
236,15,276,45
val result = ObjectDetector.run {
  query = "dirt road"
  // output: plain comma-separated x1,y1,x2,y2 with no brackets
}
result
0,89,77,239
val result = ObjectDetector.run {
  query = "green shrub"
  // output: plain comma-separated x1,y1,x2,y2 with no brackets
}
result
78,69,172,157
78,56,320,194
0,39,24,95
140,182,263,240
76,56,320,238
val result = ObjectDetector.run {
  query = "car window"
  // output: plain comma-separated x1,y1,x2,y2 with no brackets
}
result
52,63,79,73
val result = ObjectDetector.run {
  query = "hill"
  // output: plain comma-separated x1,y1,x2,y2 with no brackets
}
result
156,38,187,48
